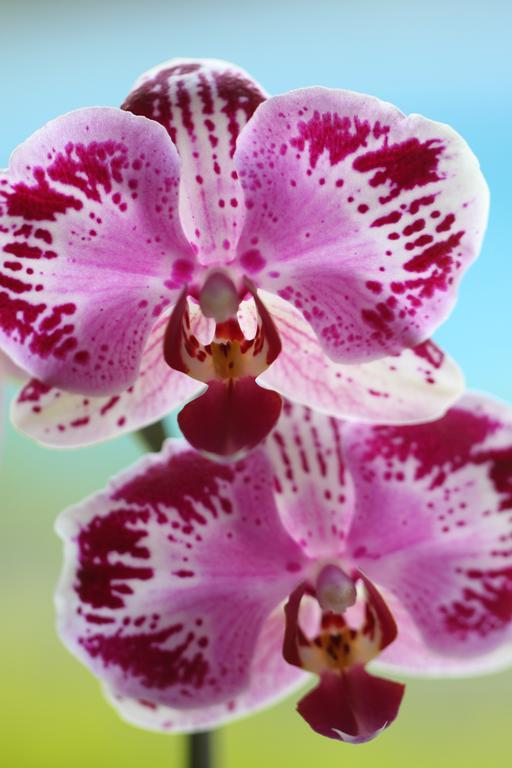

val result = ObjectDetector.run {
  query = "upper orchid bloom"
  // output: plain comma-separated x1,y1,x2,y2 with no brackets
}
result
56,393,512,742
1,59,486,456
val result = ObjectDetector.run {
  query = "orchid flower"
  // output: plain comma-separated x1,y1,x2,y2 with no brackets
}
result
56,393,512,743
1,59,486,456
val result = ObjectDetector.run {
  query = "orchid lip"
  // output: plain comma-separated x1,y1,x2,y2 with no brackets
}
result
283,571,398,677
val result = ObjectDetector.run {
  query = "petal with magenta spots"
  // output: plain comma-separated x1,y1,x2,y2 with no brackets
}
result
234,88,488,363
345,393,512,659
249,291,464,424
12,310,203,447
104,608,309,732
0,107,193,395
56,440,307,709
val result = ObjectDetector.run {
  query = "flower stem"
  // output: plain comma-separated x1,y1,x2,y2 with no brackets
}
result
136,421,214,768
136,420,168,452
188,732,213,768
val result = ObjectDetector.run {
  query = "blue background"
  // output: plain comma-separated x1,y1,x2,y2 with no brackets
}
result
1,1,511,766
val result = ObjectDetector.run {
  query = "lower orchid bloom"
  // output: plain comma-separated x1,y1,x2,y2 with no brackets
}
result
56,393,512,742
1,58,486,457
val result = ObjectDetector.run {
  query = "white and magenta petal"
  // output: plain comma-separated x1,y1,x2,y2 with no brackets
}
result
0,107,193,395
374,590,512,677
234,88,488,363
104,608,309,732
250,291,463,424
12,311,203,447
123,59,267,265
56,441,308,709
265,401,355,559
345,393,512,661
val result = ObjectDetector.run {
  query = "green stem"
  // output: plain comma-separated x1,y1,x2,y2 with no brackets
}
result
136,421,214,768
188,732,213,768
136,420,168,452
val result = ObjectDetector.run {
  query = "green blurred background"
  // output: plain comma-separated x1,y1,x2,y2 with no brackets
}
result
1,1,512,766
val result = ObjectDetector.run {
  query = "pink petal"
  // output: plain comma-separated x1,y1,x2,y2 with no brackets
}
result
0,107,193,395
178,377,283,459
123,59,266,265
249,291,463,423
12,311,202,447
345,393,512,660
234,88,488,363
297,667,404,743
56,441,307,710
375,589,512,677
266,401,355,559
104,608,309,732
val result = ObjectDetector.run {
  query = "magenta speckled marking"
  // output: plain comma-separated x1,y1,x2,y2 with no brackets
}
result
17,377,51,403
0,107,192,394
213,70,265,157
403,231,463,273
412,339,445,369
289,111,374,168
240,248,266,273
76,508,153,609
2,167,82,221
343,407,512,672
0,140,131,367
371,210,402,228
442,564,512,638
358,407,502,492
123,64,264,158
47,140,130,201
267,401,352,554
80,622,211,692
113,451,234,529
353,137,444,203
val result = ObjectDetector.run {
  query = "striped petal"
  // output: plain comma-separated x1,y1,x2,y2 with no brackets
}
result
265,401,355,559
123,58,266,265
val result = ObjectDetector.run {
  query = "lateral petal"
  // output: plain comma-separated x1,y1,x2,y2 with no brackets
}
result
56,441,307,709
235,88,488,362
345,393,512,661
250,291,463,424
12,311,202,447
0,107,193,394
